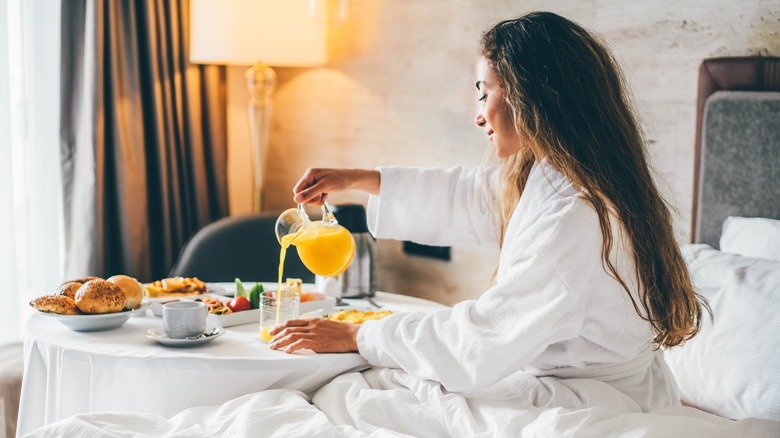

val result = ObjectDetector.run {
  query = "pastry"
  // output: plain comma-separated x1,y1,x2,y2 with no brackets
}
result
201,297,232,315
75,279,126,314
30,295,80,315
107,274,143,310
56,281,83,300
144,276,208,297
69,276,101,284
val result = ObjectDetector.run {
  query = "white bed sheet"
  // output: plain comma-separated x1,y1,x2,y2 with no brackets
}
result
23,366,780,437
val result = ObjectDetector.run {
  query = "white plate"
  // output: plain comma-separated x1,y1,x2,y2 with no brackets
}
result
206,297,337,327
205,283,228,295
209,282,316,298
146,326,225,347
141,282,223,305
142,283,227,300
38,310,132,332
128,302,150,317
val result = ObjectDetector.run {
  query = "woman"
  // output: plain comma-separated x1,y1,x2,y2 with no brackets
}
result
269,11,707,412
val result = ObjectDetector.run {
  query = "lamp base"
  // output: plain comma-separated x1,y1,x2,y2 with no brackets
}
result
246,62,276,212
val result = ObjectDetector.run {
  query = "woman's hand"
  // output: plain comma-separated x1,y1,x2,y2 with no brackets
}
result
268,318,360,354
293,168,380,205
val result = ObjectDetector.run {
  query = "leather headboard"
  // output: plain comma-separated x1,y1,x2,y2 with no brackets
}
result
691,57,780,243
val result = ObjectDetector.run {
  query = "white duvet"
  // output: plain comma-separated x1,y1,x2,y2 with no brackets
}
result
24,366,779,437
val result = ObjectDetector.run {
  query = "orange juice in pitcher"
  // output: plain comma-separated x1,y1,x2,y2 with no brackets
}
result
276,203,356,278
290,222,355,277
263,204,355,342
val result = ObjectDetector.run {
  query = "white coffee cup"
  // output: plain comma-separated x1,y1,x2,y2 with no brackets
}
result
162,301,207,339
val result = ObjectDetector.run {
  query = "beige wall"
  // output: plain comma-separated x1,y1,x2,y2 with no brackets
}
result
226,0,780,305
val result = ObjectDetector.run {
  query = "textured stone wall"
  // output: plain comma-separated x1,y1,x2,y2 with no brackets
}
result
227,0,780,305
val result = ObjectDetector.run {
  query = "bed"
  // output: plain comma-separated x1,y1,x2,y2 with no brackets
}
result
21,58,780,437
664,56,780,424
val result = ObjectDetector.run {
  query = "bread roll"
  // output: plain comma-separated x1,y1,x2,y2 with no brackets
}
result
107,274,143,310
75,279,125,314
70,276,101,284
30,295,80,315
56,281,83,299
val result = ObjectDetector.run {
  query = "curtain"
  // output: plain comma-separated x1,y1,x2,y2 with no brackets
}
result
0,0,64,344
60,0,228,283
0,0,62,344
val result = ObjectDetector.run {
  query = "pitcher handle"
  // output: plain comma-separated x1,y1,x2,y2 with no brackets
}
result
321,201,338,224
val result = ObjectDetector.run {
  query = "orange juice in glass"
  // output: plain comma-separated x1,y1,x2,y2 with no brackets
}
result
259,289,299,343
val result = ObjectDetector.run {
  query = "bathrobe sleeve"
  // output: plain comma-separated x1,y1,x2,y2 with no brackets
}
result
357,201,590,392
366,166,501,249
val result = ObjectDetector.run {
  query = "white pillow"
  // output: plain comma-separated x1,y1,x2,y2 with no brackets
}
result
664,244,780,421
720,216,780,261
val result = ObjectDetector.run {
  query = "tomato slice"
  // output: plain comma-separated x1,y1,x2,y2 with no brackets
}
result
228,296,251,312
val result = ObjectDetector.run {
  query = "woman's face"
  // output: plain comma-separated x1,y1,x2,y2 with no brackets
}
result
475,59,521,158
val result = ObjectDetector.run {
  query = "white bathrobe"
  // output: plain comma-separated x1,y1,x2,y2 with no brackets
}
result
360,160,680,411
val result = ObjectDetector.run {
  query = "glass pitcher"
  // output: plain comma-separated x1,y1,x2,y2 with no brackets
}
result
275,202,356,278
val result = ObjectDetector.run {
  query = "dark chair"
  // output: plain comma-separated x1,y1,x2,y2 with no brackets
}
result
169,213,314,283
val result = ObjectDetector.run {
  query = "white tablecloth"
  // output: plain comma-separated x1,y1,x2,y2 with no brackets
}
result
17,291,447,435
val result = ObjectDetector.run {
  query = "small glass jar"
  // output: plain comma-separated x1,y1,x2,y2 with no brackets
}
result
259,287,300,343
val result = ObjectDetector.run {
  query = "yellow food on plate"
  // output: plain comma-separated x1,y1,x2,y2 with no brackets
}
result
144,276,207,298
325,309,393,324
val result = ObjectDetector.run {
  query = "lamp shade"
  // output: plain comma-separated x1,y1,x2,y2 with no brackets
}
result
190,0,329,66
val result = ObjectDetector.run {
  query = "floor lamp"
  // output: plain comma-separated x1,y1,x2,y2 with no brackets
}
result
189,0,330,212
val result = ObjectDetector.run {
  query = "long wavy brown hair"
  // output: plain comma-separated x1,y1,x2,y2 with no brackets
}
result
481,11,709,348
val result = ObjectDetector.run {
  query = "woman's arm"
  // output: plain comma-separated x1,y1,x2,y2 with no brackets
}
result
268,249,582,391
292,165,502,249
293,168,380,205
354,251,583,392
366,166,501,248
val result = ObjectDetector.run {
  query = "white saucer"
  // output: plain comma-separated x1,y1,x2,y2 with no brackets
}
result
146,326,225,347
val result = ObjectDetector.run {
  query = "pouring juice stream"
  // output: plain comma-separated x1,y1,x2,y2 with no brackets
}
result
262,205,357,342
259,233,296,343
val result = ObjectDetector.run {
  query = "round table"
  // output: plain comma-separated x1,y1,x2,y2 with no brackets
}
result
17,291,447,435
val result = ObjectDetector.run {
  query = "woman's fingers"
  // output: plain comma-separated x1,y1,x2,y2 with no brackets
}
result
275,318,311,328
291,168,380,205
293,186,327,205
292,169,318,198
291,168,368,204
268,318,315,336
284,338,321,354
292,168,337,204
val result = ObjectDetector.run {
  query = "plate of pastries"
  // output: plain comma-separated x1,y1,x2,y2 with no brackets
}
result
141,276,211,316
142,276,209,299
29,275,145,332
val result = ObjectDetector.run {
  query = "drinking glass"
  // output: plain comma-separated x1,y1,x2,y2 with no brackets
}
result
259,289,300,343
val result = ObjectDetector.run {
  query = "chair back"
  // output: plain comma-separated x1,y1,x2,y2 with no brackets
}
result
169,213,314,283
